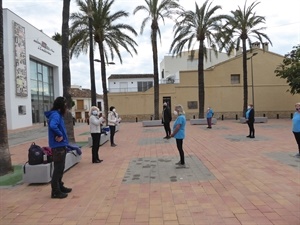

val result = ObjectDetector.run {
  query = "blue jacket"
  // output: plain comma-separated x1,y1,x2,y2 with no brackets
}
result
44,110,69,148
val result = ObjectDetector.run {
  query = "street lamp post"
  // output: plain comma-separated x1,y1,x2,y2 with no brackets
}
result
247,52,258,106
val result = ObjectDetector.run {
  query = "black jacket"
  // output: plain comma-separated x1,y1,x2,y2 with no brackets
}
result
162,106,172,123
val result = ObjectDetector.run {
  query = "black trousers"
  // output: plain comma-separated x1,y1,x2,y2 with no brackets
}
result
163,122,171,136
91,133,101,161
51,147,66,193
293,132,300,153
176,139,185,164
207,118,212,127
109,125,116,145
247,121,255,137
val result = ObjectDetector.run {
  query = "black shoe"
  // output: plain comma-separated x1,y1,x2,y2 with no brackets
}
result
246,135,251,138
294,153,300,157
250,136,255,138
166,136,171,139
163,136,168,139
60,186,72,193
111,144,117,147
51,192,68,199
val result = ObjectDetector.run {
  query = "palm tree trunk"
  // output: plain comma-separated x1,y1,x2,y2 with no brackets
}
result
242,39,248,116
98,43,108,124
0,0,13,175
62,0,75,143
89,16,96,106
198,41,205,118
151,29,159,120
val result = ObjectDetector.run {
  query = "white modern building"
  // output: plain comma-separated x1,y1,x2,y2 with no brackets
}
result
160,49,235,83
108,74,154,93
3,9,63,130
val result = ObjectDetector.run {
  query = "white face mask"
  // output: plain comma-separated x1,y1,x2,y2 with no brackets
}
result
92,110,98,116
247,106,251,109
173,110,178,116
113,109,116,112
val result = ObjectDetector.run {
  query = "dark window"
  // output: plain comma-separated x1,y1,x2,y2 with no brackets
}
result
231,74,240,84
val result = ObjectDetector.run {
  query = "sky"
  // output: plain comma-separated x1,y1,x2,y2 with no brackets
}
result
3,0,300,94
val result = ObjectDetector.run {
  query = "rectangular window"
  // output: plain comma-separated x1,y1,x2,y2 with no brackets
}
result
231,74,240,84
137,81,153,92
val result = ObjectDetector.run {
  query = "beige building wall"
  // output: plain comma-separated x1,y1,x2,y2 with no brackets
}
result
108,48,298,121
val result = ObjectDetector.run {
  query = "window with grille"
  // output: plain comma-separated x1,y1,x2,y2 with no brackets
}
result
231,74,240,84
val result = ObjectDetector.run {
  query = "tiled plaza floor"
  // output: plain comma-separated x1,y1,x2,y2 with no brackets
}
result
1,119,299,225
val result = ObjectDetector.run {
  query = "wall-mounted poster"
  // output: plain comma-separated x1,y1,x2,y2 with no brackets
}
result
14,21,28,97
18,105,26,115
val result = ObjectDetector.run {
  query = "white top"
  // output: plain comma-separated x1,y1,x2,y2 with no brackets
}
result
108,111,120,126
89,115,104,133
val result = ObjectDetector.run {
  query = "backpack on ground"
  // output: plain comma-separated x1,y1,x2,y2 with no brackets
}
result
28,142,44,165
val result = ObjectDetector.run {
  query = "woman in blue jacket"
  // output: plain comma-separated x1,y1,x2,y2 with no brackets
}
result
170,105,186,166
292,103,300,157
246,104,255,138
44,97,72,199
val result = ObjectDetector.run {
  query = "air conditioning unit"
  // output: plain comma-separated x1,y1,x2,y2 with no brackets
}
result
166,75,175,84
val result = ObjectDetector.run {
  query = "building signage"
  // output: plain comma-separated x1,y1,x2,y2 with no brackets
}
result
34,39,55,55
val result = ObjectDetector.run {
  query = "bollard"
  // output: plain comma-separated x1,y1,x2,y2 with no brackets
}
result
44,120,46,127
136,117,138,122
193,115,195,119
263,113,266,117
291,113,293,119
222,115,224,120
235,114,238,120
277,114,279,119
150,115,153,120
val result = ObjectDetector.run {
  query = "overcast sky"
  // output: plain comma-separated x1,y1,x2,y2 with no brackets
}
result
3,0,300,94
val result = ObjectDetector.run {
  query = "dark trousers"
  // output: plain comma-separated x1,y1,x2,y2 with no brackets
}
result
51,147,66,193
163,122,171,136
293,132,300,153
109,125,116,145
247,121,255,137
207,118,212,127
91,133,101,162
176,139,185,164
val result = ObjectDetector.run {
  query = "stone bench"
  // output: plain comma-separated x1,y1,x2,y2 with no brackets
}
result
190,118,217,125
22,150,81,184
240,117,268,123
142,120,163,127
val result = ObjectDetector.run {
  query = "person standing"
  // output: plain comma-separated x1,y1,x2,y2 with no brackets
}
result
162,102,172,139
246,104,255,138
89,106,105,163
292,103,300,157
170,104,186,166
44,96,72,199
108,106,121,147
206,107,214,129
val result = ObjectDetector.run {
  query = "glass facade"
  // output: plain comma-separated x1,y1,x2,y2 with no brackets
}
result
30,60,54,123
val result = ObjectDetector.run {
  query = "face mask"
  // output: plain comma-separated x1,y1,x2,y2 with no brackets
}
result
173,110,178,116
113,109,116,112
92,110,98,116
247,106,251,109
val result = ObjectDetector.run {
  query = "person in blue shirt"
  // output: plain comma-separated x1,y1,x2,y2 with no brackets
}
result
170,104,186,166
44,96,72,199
292,103,300,157
245,104,255,138
206,107,214,129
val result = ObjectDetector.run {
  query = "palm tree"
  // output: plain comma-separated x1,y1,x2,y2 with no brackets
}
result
0,0,13,175
62,0,76,143
133,0,182,120
169,0,227,118
70,0,138,123
220,1,272,116
52,32,62,44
